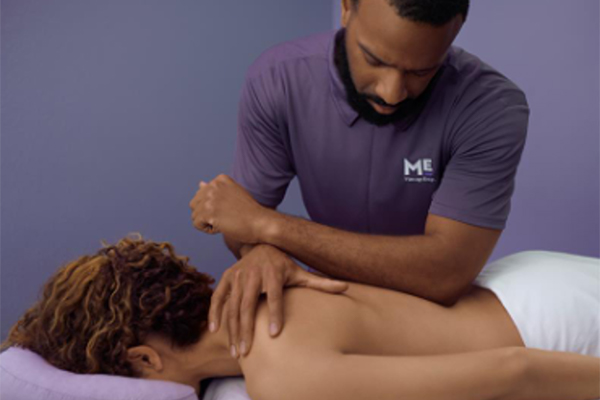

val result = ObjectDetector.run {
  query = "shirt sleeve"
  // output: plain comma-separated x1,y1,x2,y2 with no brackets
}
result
231,68,295,208
429,85,530,230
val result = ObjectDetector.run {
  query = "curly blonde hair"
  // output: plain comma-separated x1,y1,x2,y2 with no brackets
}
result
0,234,215,377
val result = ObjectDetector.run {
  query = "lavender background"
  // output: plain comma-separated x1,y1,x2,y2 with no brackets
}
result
2,1,598,341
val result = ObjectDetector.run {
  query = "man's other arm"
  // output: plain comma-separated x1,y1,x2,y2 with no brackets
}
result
257,212,500,306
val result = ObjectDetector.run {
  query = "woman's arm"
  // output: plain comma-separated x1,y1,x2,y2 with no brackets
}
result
518,348,599,399
247,346,598,400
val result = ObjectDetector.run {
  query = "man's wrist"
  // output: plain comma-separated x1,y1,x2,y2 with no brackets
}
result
239,243,256,258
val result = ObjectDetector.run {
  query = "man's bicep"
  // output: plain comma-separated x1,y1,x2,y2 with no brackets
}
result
426,116,523,294
425,214,501,298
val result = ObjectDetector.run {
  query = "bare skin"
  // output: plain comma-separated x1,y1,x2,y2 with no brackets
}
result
240,284,599,400
242,281,527,358
130,281,600,399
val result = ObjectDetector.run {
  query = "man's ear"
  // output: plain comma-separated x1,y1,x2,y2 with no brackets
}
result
127,345,163,376
341,0,354,28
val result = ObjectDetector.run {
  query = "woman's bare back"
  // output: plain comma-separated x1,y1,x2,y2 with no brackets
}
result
238,269,598,400
248,281,525,361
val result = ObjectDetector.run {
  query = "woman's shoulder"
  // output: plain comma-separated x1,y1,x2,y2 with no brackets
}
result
278,286,361,321
239,286,360,371
258,286,359,347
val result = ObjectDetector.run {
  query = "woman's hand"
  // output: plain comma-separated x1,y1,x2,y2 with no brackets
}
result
208,244,349,359
189,174,274,244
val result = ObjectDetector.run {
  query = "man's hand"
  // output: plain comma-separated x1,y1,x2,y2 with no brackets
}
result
209,244,349,359
189,174,273,244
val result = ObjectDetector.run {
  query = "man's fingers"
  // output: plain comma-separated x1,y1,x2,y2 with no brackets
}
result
190,190,219,235
199,223,217,235
208,273,232,333
266,278,284,337
238,274,261,356
227,270,243,359
190,181,222,236
191,209,217,234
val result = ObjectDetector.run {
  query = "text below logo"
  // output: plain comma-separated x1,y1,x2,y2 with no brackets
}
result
404,158,436,183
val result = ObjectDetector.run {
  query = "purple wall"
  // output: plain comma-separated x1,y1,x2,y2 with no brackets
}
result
1,0,328,340
333,0,600,260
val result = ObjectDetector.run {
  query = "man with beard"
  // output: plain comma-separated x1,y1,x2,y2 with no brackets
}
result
189,0,529,361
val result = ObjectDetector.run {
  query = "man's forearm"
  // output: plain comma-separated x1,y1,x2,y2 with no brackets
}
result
260,212,471,305
223,204,281,260
224,234,256,260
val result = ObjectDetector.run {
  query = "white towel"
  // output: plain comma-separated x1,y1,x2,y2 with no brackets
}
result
475,251,600,356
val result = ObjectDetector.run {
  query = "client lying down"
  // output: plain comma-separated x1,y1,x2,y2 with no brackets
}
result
2,235,598,400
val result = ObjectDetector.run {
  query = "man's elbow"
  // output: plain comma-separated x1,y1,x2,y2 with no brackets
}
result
432,246,489,305
435,289,463,307
434,268,482,307
408,284,462,307
422,285,459,307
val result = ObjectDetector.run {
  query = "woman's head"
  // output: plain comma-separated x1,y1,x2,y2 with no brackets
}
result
1,234,214,377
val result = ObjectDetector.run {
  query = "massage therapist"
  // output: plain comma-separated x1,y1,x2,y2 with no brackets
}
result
189,0,529,360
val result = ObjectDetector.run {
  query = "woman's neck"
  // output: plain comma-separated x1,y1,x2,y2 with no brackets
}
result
182,328,243,393
146,323,242,395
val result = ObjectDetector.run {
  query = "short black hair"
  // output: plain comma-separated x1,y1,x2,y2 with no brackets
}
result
351,0,469,26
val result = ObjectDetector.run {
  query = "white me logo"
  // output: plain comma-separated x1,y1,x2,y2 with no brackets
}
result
404,158,436,183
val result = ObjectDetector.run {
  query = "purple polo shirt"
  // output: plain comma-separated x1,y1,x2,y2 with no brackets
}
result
231,29,529,235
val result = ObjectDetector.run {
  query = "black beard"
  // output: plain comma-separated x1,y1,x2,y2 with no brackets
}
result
334,30,439,127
